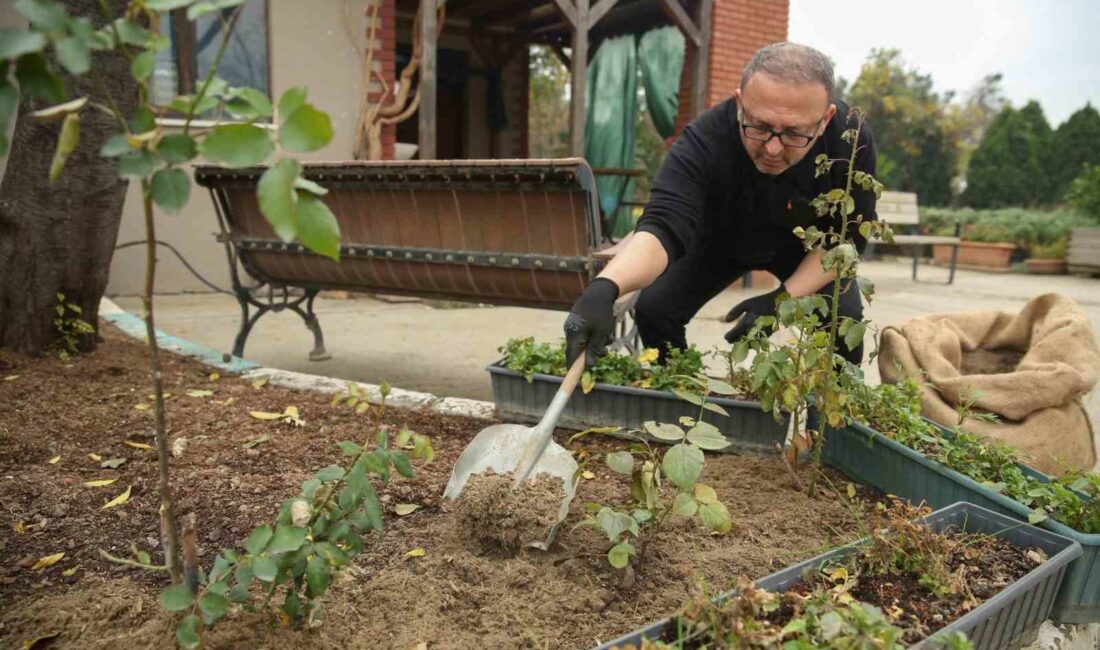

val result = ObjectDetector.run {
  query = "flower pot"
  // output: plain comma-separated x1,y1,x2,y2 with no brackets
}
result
1026,258,1068,274
486,362,788,454
596,502,1082,650
933,241,1015,271
821,420,1100,623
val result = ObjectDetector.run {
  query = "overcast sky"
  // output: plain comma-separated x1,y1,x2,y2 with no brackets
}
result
788,0,1099,126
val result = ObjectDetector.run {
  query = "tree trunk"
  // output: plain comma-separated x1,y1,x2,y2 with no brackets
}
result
0,0,138,356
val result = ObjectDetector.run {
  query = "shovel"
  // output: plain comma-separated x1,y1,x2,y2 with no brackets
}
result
442,354,586,550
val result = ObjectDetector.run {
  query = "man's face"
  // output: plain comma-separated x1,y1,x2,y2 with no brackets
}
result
734,73,836,175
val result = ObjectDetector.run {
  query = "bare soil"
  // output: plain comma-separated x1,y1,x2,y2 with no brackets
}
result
453,471,566,552
961,348,1026,375
0,323,877,649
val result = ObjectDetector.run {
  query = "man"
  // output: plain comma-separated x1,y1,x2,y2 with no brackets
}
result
564,42,877,368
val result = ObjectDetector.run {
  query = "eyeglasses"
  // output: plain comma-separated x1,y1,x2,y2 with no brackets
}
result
738,107,828,148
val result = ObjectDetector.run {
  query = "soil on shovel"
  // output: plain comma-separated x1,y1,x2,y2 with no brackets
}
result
0,322,879,649
454,471,566,552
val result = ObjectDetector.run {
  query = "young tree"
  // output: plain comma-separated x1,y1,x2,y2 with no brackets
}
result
1050,103,1100,200
1018,100,1054,203
0,0,137,356
963,106,1049,208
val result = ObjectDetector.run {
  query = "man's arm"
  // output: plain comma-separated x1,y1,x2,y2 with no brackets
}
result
596,232,668,295
784,248,834,297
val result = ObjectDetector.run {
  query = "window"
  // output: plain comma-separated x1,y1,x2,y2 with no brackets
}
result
152,0,270,109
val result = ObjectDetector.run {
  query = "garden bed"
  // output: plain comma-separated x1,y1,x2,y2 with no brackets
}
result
0,324,874,649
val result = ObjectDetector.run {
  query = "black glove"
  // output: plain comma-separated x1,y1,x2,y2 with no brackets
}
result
564,277,620,367
723,284,785,344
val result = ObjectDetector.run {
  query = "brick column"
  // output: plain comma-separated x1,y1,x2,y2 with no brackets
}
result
367,0,397,160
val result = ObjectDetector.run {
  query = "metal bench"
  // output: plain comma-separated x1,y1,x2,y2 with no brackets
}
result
194,158,637,360
875,191,961,284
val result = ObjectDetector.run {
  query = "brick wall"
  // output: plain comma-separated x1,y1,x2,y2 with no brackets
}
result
369,0,396,160
674,0,789,135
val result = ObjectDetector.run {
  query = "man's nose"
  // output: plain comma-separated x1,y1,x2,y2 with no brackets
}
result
765,136,785,156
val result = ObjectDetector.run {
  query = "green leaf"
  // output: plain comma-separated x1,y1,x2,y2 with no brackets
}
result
672,492,698,516
199,123,274,168
157,134,198,164
631,508,652,523
176,615,201,650
316,465,344,482
225,86,273,119
296,193,341,261
48,112,79,182
314,541,351,566
131,107,156,133
337,441,362,457
672,388,704,406
15,53,64,103
198,592,229,626
251,556,278,582
686,421,728,450
662,443,704,491
282,590,301,619
701,401,729,417
244,525,272,556
130,50,155,82
699,501,732,533
100,134,132,157
305,554,330,598
294,176,328,196
118,149,159,178
0,28,47,60
279,104,333,152
596,507,634,542
391,451,414,478
268,524,307,554
55,37,90,75
843,321,867,353
151,168,190,213
706,378,737,395
606,450,634,474
147,0,198,10
607,542,635,569
694,483,718,504
187,0,247,21
780,618,807,635
277,86,307,119
1028,510,1049,524
158,583,195,611
643,420,685,442
228,583,250,603
256,158,300,241
15,0,70,32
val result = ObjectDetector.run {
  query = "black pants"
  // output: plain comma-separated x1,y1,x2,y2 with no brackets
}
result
634,254,865,365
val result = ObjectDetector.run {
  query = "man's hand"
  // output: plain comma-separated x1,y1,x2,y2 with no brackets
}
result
564,277,620,367
723,284,785,344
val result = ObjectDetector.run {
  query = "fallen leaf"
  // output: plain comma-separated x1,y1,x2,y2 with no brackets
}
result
62,566,79,577
101,485,132,509
13,520,25,534
252,378,268,389
1027,549,1046,565
148,392,173,400
88,453,102,462
217,397,236,407
124,441,152,450
84,478,118,487
827,566,848,583
581,470,596,480
100,458,127,469
31,552,65,570
3,374,19,381
249,411,283,420
242,433,270,449
133,403,152,411
404,547,426,558
888,605,904,619
394,504,420,516
284,405,300,418
186,389,213,398
21,631,60,649
209,372,220,381
48,455,61,465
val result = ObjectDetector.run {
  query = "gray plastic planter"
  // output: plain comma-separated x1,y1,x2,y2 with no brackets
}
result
596,502,1082,650
487,362,788,454
821,420,1100,624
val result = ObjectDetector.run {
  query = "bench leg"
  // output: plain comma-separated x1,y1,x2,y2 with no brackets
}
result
286,289,331,361
609,291,641,355
912,245,920,281
231,285,331,361
232,287,264,359
948,244,959,285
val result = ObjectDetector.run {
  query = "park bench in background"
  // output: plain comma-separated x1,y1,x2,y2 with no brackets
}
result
873,190,961,284
194,158,640,360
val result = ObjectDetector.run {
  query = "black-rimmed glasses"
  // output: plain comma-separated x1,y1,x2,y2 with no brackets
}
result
738,108,828,148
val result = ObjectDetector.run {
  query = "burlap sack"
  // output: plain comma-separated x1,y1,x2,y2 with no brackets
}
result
878,293,1100,475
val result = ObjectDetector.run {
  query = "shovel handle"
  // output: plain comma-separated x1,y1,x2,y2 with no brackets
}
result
558,351,587,398
512,353,588,486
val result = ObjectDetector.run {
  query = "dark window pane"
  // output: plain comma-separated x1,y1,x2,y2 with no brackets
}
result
196,0,268,96
151,16,179,105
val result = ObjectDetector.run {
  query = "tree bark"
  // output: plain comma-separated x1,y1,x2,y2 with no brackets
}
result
0,0,138,356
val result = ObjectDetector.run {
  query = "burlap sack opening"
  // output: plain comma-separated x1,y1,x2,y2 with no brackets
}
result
879,293,1100,475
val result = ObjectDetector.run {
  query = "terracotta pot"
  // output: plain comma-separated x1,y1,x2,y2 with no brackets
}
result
1025,258,1067,275
933,241,1016,270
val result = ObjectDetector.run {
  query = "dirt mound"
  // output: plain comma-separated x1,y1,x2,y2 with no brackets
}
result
453,471,566,552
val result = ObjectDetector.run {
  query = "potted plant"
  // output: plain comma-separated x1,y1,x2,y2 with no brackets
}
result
1026,238,1068,274
933,221,1016,271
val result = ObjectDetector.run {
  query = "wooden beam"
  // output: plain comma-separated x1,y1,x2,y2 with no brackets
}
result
692,0,712,117
569,0,588,156
553,0,578,29
588,0,618,27
658,0,700,47
419,0,438,159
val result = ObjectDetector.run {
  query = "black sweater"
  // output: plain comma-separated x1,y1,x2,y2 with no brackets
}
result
635,97,878,271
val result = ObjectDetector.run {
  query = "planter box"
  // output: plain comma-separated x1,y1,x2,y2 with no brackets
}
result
1025,258,1067,274
597,503,1082,650
821,421,1100,624
487,362,788,454
933,241,1015,270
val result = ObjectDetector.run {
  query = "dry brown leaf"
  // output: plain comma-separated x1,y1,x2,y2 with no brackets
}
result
101,485,132,509
249,411,283,420
133,403,151,411
209,372,220,381
31,552,65,570
124,441,152,450
252,378,268,389
394,503,420,516
21,630,60,649
88,453,102,462
84,478,118,487
404,547,426,558
48,455,61,464
581,470,596,480
3,374,19,381
61,566,79,577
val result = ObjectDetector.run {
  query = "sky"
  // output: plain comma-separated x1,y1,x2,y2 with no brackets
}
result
788,0,1099,126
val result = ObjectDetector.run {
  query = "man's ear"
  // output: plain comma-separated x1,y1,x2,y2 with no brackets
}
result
825,102,837,123
734,88,742,106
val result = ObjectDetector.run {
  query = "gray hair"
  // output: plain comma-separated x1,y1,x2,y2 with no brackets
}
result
740,42,835,100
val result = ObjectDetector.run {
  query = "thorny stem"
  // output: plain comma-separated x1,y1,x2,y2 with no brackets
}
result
140,178,182,583
184,6,243,137
99,549,169,571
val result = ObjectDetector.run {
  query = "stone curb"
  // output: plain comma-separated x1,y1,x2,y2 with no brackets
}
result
99,297,497,421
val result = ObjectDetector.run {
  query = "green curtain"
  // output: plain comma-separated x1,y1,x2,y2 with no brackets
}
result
638,27,685,138
584,35,637,238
